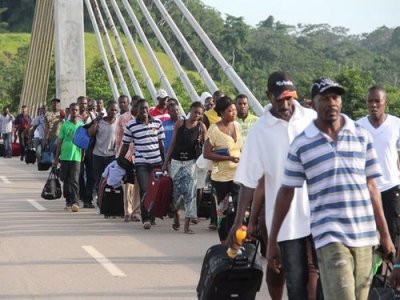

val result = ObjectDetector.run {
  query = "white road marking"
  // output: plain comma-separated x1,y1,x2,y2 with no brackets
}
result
82,245,127,277
26,199,47,211
0,176,11,184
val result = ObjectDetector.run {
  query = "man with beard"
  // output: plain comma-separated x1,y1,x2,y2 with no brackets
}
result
229,72,318,300
268,77,395,299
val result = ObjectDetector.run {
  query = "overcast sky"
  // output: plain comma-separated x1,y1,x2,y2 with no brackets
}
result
201,0,399,34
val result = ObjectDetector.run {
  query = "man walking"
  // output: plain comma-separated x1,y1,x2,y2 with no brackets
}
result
229,72,318,300
0,107,14,158
118,99,165,230
14,105,32,161
54,103,83,212
268,77,395,300
357,85,400,245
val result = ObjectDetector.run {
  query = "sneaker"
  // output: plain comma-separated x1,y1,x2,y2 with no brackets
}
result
96,207,101,215
143,221,151,229
83,203,95,208
64,206,72,212
71,203,80,212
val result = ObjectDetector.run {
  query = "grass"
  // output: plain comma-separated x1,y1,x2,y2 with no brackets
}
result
0,32,202,86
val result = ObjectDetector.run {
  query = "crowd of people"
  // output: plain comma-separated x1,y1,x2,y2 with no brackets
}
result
1,70,400,299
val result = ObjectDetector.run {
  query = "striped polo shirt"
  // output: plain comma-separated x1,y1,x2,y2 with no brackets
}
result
282,114,381,249
122,117,165,165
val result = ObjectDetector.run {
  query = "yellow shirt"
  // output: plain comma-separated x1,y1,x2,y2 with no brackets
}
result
204,109,221,125
207,122,243,182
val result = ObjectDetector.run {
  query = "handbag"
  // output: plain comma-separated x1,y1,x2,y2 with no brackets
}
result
73,126,91,150
41,167,62,200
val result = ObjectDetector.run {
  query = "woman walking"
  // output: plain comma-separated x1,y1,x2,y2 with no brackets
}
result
162,102,206,234
203,96,243,243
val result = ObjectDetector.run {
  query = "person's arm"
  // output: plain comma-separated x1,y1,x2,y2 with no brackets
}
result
226,185,256,249
200,123,207,141
203,138,238,163
267,186,295,273
162,120,183,172
53,138,63,166
248,175,266,238
43,116,50,146
87,118,100,137
203,114,210,129
158,139,165,163
367,177,395,256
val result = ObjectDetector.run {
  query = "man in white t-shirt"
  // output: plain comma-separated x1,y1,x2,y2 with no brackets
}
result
357,85,400,244
228,71,319,300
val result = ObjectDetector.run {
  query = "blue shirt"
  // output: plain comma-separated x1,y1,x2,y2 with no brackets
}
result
162,119,175,155
282,114,381,249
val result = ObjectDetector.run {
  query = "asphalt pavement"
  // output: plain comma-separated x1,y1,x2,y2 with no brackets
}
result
0,157,270,299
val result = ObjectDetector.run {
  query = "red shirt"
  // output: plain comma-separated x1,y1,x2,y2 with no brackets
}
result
149,107,171,122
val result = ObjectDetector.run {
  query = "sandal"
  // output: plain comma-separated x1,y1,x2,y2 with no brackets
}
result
184,228,195,234
190,218,199,225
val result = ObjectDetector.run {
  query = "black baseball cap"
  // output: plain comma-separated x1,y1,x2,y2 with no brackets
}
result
311,77,345,99
51,98,61,102
267,71,298,100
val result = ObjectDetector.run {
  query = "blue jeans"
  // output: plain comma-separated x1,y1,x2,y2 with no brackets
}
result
279,235,323,300
135,163,162,223
2,133,12,157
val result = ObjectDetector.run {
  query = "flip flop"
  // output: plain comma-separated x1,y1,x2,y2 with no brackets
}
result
184,229,195,234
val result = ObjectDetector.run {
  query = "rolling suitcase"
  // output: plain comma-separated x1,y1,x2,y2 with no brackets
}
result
197,243,263,300
12,142,21,156
197,179,213,219
25,147,36,164
0,143,4,157
100,184,124,218
143,168,173,219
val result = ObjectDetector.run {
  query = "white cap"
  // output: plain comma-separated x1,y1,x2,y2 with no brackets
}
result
199,92,212,104
156,89,168,99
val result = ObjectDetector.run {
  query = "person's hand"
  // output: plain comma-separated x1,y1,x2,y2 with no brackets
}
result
161,162,169,173
391,269,400,292
53,158,59,168
246,220,257,241
380,234,396,261
229,156,239,163
226,223,242,250
267,239,282,273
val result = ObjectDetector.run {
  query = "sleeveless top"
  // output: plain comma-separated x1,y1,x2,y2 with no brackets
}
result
172,120,201,161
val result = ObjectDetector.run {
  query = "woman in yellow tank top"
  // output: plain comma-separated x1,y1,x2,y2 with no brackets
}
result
203,96,243,243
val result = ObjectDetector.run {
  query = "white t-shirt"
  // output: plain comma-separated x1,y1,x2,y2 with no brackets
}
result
357,114,400,192
0,114,13,134
234,100,316,242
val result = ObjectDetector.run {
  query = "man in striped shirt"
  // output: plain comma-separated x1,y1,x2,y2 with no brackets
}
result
267,77,395,300
118,99,165,230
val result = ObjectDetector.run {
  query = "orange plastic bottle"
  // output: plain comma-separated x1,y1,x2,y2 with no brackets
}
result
227,225,247,258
